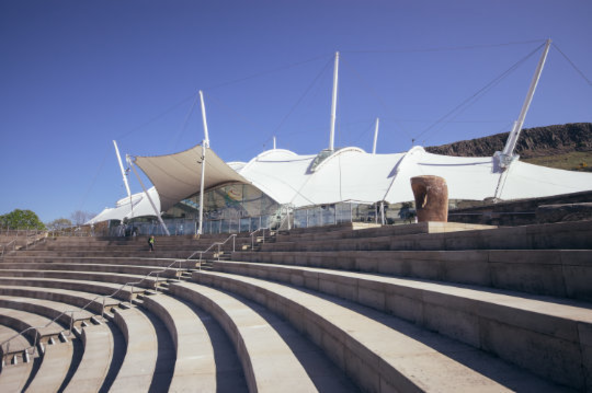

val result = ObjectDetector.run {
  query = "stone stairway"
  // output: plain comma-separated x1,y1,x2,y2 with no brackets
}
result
0,220,588,391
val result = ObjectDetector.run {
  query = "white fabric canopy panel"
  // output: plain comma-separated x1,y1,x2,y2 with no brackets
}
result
90,144,592,225
86,187,161,224
237,146,592,207
134,144,249,212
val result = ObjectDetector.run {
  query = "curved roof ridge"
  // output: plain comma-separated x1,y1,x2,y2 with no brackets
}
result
311,146,366,173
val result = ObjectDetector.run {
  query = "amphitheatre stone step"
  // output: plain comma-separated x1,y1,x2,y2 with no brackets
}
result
2,255,199,270
0,361,33,392
0,325,32,364
108,307,162,392
211,259,592,389
230,249,592,301
275,221,496,243
0,262,182,279
139,293,218,391
285,222,381,235
0,297,93,338
0,286,120,315
0,307,65,346
38,245,210,254
260,220,592,252
168,281,358,392
0,326,33,392
62,322,113,393
41,235,245,251
14,250,199,259
0,270,160,291
191,270,580,392
0,277,138,302
24,339,73,393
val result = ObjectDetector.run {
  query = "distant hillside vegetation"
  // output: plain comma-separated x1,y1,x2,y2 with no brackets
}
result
425,123,592,172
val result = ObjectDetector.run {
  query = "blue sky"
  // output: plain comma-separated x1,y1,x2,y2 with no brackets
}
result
1,0,591,223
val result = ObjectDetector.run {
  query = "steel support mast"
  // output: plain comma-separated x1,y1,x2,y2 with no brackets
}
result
498,39,552,168
329,51,340,151
113,140,134,218
197,90,210,236
127,155,170,236
372,118,380,154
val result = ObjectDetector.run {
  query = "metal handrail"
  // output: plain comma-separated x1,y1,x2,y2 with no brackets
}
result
0,251,189,360
24,232,47,250
1,240,16,258
0,233,240,359
250,227,270,250
179,234,237,270
248,211,292,250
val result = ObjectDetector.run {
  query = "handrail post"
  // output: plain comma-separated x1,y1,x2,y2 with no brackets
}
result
33,332,38,355
217,243,221,261
232,234,236,253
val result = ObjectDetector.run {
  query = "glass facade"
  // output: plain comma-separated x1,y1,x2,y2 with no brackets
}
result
111,183,424,237
163,183,282,234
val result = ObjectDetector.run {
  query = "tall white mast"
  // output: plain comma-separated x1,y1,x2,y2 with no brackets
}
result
372,118,380,154
113,140,133,218
498,39,552,166
329,51,340,151
113,140,132,196
197,90,209,235
198,142,207,236
199,90,210,148
127,155,170,236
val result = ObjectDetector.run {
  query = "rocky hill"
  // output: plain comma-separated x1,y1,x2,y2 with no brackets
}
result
425,123,592,159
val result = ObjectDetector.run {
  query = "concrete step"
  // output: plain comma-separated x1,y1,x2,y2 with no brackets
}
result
191,270,580,392
211,259,592,389
108,307,161,392
0,262,182,279
0,276,147,302
0,335,34,392
260,220,592,252
0,296,94,329
0,270,160,291
230,249,592,301
140,293,218,391
24,339,74,393
12,250,204,259
1,255,199,270
62,323,113,393
0,324,36,372
0,307,65,346
0,285,120,315
275,221,495,243
169,281,357,392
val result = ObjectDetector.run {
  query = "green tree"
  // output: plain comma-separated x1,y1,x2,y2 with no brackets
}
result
46,218,72,231
0,209,46,230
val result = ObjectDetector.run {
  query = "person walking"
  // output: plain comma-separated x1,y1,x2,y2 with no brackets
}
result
148,235,155,252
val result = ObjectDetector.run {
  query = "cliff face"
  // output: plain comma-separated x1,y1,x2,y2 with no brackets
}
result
425,123,592,158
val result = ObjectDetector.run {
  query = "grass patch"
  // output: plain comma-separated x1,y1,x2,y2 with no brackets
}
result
523,151,592,172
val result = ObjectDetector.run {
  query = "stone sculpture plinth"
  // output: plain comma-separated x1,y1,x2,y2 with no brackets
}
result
410,175,448,222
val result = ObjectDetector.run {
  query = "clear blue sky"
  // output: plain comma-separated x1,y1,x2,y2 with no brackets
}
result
1,0,591,223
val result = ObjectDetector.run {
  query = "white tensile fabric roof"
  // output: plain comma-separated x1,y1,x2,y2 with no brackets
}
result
134,145,249,212
236,146,592,207
86,186,161,224
89,143,592,223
